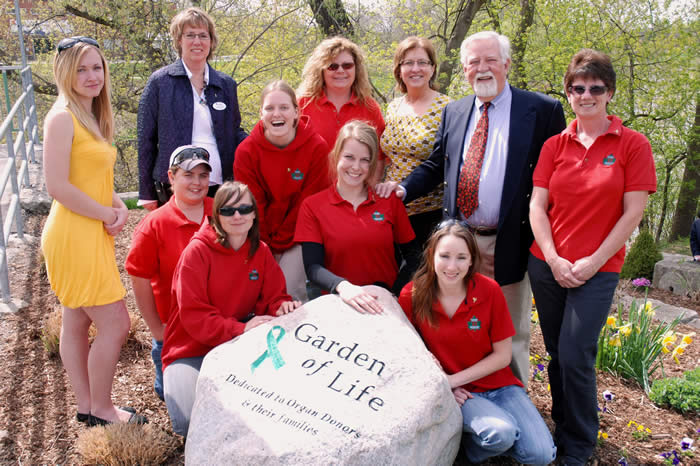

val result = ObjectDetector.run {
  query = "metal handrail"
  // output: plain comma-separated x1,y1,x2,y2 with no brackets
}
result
0,64,39,303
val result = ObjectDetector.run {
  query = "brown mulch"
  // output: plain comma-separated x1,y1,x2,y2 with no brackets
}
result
0,211,697,465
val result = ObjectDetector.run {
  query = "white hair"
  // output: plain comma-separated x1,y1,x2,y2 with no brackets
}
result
460,31,511,65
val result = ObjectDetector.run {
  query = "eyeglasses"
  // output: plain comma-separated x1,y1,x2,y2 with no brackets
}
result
183,33,211,41
568,85,608,96
400,60,432,68
171,147,210,167
57,36,100,53
327,62,355,71
219,204,255,216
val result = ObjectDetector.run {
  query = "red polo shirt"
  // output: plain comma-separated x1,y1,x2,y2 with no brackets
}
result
299,93,386,159
530,115,657,273
125,197,213,323
294,185,415,287
398,275,522,393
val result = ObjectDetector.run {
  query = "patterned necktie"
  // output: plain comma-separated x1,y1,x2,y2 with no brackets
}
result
457,101,491,219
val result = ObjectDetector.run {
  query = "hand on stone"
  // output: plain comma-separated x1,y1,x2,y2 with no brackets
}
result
143,201,158,212
374,181,405,200
695,255,700,261
276,300,302,316
336,281,383,314
548,256,585,288
244,315,275,332
452,387,473,406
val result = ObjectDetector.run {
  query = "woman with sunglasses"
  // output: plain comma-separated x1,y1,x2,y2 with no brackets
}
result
528,49,656,465
295,121,415,314
126,145,213,402
297,37,386,184
234,80,329,302
41,37,147,425
161,181,300,437
137,7,247,210
398,220,556,465
380,37,451,282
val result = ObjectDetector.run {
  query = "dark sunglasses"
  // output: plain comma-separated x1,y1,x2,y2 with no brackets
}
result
219,204,255,216
327,62,355,71
57,36,100,53
171,147,210,167
568,85,608,96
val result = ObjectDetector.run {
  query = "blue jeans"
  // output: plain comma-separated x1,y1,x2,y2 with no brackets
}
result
460,385,556,465
529,255,619,465
163,356,204,437
151,339,164,401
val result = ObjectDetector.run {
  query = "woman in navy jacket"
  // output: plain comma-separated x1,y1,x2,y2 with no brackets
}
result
137,7,247,210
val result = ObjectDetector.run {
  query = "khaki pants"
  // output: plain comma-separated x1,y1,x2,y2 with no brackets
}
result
474,234,532,389
274,244,308,303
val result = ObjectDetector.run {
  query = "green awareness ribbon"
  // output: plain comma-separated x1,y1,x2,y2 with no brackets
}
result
250,326,286,373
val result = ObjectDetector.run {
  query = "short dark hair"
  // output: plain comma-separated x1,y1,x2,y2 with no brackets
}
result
210,181,260,256
564,49,616,94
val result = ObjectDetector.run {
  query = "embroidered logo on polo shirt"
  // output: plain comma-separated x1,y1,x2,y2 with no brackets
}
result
372,211,385,222
468,316,481,330
291,169,304,181
602,154,616,166
249,269,259,281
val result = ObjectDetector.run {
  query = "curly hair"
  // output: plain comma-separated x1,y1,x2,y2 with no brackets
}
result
411,220,481,327
297,37,373,106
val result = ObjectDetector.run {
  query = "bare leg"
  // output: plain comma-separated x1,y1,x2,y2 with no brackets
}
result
83,299,131,422
59,306,93,414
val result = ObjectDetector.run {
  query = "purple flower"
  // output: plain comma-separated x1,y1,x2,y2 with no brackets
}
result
632,277,651,287
681,437,693,450
603,390,615,401
537,363,545,371
618,458,628,466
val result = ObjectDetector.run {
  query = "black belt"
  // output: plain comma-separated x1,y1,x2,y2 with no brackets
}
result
466,224,497,236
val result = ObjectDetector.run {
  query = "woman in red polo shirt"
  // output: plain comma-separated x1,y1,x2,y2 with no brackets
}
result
126,145,213,401
398,220,556,465
234,80,329,302
528,50,656,465
295,120,415,314
162,181,300,437
297,37,385,184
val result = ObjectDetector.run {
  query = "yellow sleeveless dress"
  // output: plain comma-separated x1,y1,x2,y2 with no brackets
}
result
41,110,126,308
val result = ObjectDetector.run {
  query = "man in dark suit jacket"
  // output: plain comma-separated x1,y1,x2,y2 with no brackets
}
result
377,31,566,386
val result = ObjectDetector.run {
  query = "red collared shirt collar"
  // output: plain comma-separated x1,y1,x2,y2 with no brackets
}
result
328,184,377,206
563,114,623,139
317,90,360,107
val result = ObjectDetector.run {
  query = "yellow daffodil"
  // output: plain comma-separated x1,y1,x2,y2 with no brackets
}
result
609,334,621,347
643,301,655,315
671,343,687,364
598,431,608,440
681,332,695,345
627,420,637,428
606,316,617,328
531,310,539,324
619,324,632,337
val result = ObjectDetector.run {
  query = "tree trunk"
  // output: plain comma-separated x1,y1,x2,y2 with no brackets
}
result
436,0,489,92
668,101,700,240
307,0,354,37
510,0,536,89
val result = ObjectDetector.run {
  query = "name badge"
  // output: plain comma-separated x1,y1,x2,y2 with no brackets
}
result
213,101,227,111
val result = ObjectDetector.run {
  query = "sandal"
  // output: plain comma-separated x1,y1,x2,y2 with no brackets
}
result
77,406,135,424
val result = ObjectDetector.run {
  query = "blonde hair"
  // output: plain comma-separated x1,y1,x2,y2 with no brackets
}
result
393,36,439,93
51,41,113,142
260,80,299,127
297,37,372,106
170,7,218,60
328,120,379,183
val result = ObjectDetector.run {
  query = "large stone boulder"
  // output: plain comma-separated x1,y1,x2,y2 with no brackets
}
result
652,253,700,297
185,286,462,466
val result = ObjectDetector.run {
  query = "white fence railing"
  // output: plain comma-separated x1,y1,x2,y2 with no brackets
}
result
0,65,39,303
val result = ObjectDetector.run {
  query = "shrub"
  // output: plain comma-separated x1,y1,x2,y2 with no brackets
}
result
649,367,700,414
76,423,179,465
620,230,662,280
596,296,683,393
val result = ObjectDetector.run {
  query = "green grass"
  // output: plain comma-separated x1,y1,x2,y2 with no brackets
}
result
123,198,142,210
658,237,690,255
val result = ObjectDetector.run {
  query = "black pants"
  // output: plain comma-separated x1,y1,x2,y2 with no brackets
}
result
528,255,619,464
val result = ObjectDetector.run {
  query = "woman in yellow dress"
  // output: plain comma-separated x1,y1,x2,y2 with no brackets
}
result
41,37,146,426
